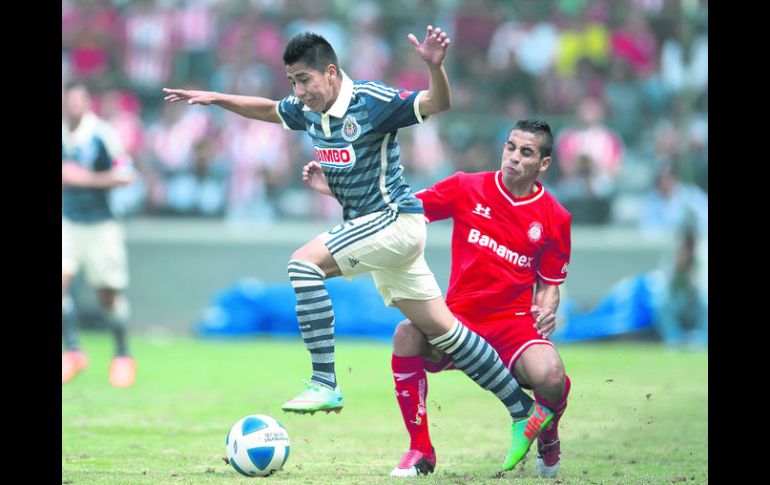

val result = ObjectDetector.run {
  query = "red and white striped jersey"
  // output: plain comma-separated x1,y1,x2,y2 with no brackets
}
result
416,171,571,321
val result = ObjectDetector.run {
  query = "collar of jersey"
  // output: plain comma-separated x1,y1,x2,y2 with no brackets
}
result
495,171,546,206
63,111,99,145
302,70,354,119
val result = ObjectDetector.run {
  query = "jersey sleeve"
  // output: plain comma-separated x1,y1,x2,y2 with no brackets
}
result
276,95,307,131
414,171,464,223
358,81,426,133
537,213,571,285
96,121,133,172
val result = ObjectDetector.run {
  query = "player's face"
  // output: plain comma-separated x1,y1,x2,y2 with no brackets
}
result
500,130,551,187
64,86,90,121
286,63,337,113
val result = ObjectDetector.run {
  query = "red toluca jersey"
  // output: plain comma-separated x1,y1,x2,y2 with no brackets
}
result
416,171,572,321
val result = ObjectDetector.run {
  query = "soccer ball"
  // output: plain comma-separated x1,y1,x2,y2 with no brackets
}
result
225,414,291,477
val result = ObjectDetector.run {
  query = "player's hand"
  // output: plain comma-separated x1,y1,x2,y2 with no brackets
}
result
163,88,218,105
111,169,137,186
302,161,333,196
531,304,557,338
61,162,92,186
407,25,451,67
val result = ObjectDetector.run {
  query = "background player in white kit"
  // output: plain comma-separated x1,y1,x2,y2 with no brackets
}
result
62,82,139,388
164,29,553,469
304,119,572,477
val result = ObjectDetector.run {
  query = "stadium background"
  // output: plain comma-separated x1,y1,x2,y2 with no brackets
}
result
62,0,708,338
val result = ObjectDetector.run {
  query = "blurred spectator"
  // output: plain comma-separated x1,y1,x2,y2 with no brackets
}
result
60,0,707,224
650,224,708,350
452,0,502,65
345,2,392,81
553,4,610,79
392,51,430,92
121,0,176,108
174,136,229,216
638,163,707,241
610,6,657,78
219,112,292,222
604,57,644,145
659,17,708,99
399,122,453,192
143,100,212,213
62,0,122,87
284,0,349,64
99,89,147,216
487,2,558,78
211,42,273,102
216,9,287,97
171,0,220,87
553,97,623,223
650,96,708,191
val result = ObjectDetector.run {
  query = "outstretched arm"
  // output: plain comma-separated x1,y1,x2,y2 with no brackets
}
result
162,89,282,124
62,161,136,189
407,25,452,117
532,279,561,338
302,161,333,196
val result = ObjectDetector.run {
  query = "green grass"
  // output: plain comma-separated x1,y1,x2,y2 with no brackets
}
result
62,333,708,484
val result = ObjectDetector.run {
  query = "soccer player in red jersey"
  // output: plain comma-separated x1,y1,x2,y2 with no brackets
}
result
303,118,571,478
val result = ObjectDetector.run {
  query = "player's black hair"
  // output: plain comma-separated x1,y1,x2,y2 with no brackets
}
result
510,119,553,158
63,80,90,93
282,32,339,73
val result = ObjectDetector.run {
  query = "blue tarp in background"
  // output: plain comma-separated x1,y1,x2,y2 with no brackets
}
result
196,273,662,342
196,277,407,340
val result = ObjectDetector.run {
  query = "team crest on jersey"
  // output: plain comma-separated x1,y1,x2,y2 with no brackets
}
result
341,115,361,142
527,222,543,242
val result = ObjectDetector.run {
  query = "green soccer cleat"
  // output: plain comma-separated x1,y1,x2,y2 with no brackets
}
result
281,380,344,415
503,403,554,471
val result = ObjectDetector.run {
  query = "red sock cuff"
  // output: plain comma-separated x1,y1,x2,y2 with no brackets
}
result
535,374,571,413
391,354,425,373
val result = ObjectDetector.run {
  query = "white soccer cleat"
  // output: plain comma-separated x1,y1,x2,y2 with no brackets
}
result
389,448,436,477
535,439,560,478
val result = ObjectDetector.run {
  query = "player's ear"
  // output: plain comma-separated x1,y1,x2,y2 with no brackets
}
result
539,156,552,173
326,65,337,81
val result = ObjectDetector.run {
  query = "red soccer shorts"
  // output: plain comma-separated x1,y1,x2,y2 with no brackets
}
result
424,313,554,376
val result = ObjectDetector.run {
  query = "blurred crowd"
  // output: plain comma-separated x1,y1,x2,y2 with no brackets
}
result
62,0,708,237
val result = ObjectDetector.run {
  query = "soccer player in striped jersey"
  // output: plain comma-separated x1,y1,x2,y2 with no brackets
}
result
164,28,552,466
303,119,572,477
62,82,138,388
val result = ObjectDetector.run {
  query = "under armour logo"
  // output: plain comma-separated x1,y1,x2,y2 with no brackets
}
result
393,372,416,381
348,256,360,268
472,203,491,219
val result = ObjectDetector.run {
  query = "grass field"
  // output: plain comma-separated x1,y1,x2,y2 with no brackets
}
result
62,332,708,484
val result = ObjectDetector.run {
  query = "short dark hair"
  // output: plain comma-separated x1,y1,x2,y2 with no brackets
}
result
282,32,338,73
510,119,553,158
64,80,90,93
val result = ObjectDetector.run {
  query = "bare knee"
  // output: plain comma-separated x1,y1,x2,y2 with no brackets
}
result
289,247,307,262
541,361,566,392
96,288,119,310
288,244,341,278
393,321,428,356
62,273,73,297
529,360,565,399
